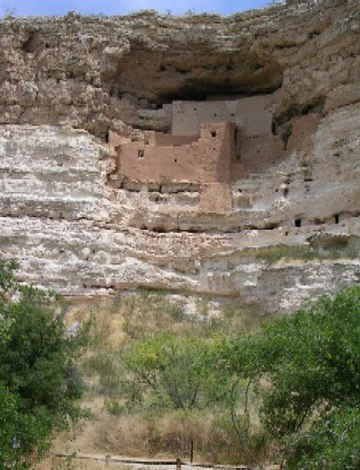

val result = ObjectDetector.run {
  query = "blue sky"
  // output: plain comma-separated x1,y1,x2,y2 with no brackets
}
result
1,1,272,17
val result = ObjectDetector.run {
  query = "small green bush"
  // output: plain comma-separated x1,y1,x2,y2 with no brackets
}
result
286,406,360,469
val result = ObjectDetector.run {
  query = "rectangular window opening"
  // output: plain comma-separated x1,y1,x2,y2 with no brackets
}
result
234,128,241,161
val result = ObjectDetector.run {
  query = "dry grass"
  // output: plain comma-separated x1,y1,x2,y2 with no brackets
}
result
252,234,360,264
36,456,130,469
44,407,265,465
68,290,266,348
39,292,272,468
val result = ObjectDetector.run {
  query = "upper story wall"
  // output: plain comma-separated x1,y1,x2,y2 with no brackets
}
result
171,91,281,137
149,133,198,147
287,113,321,154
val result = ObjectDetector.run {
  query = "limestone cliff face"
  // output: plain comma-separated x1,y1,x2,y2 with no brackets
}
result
0,1,359,312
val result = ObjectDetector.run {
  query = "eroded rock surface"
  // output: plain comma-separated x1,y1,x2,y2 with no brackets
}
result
0,1,359,312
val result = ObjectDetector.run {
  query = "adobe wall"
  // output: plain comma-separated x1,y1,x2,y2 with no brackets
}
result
113,121,250,188
287,113,321,154
108,130,199,150
111,122,245,214
110,90,285,188
199,122,240,183
240,134,285,173
117,141,199,183
150,133,199,147
172,100,240,136
114,122,239,185
197,123,236,213
171,91,281,137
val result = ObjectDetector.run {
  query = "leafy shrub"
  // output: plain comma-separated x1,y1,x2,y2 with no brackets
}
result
0,258,87,468
223,285,360,466
285,406,360,469
121,333,230,411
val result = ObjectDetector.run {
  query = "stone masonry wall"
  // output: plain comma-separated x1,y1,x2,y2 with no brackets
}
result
114,122,243,185
171,92,280,137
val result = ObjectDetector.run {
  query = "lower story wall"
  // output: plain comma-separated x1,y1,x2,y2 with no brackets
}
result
117,142,200,182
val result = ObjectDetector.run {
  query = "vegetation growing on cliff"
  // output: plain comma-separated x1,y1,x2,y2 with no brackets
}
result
238,235,360,264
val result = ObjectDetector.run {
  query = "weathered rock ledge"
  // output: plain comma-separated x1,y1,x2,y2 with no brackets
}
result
0,1,359,312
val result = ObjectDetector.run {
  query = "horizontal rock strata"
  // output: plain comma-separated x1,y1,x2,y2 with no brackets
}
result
0,1,359,311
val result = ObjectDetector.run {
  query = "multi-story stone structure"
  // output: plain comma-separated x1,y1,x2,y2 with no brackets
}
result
108,91,299,212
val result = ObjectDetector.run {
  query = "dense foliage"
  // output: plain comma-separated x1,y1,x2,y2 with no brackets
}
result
223,285,360,468
7,250,356,469
0,258,86,469
87,285,359,467
286,406,360,469
121,333,229,411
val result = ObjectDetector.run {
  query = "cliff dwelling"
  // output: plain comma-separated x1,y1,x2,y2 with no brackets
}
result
108,91,301,213
1,1,359,311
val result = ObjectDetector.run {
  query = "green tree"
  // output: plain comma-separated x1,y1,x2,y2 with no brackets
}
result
121,333,230,411
0,383,54,469
286,406,360,469
223,285,360,468
0,258,87,468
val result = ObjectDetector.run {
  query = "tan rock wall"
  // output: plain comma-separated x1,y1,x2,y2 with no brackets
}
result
1,101,358,311
0,2,359,137
0,2,359,312
199,183,232,214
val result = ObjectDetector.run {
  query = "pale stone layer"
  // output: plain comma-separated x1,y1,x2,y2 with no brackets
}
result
0,103,359,311
0,2,359,312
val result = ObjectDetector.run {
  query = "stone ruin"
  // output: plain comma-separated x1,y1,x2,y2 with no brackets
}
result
108,91,319,213
1,2,359,311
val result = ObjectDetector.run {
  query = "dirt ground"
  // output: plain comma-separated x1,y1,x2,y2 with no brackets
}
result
36,454,280,470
